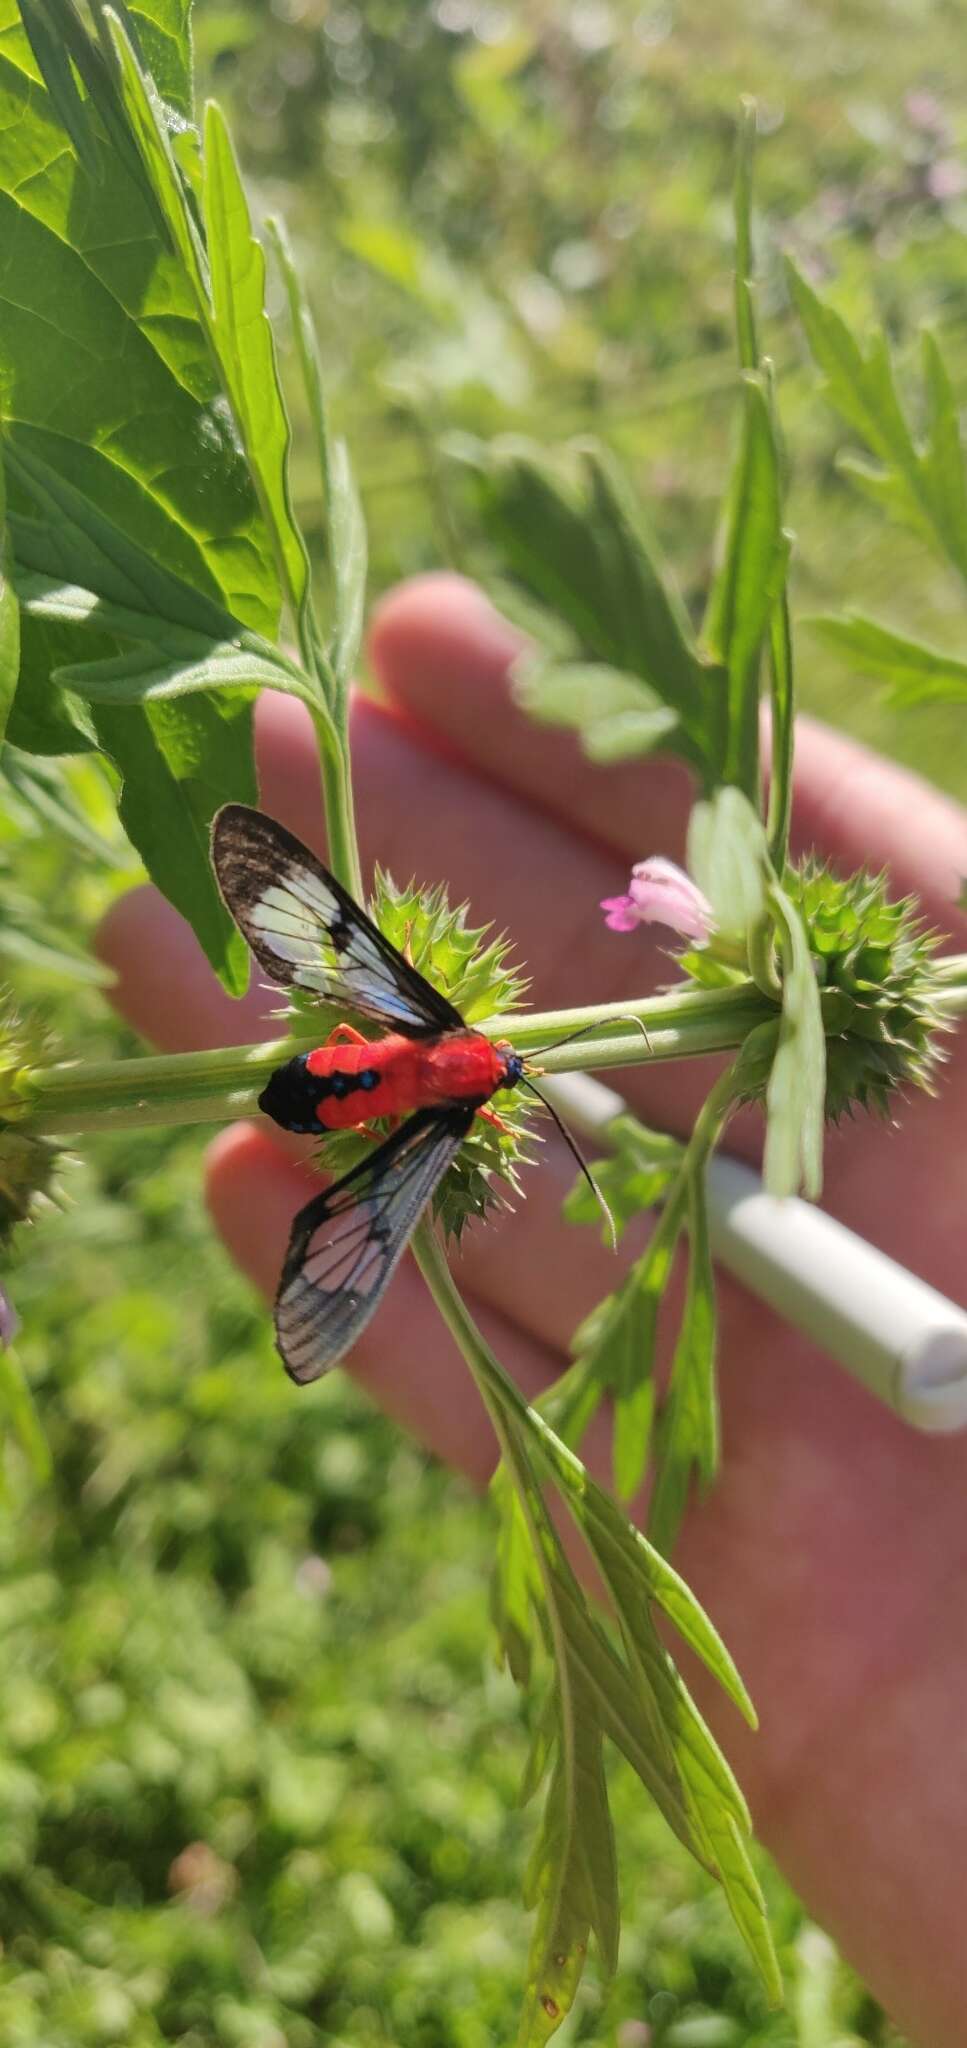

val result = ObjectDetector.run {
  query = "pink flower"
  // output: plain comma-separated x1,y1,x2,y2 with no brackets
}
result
0,1286,19,1348
601,857,713,943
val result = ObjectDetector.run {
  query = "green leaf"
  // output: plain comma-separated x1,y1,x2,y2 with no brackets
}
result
515,656,679,762
490,1465,536,1688
0,7,278,635
93,689,253,996
0,1340,51,1483
648,1163,718,1557
787,261,967,582
563,1114,681,1242
703,375,790,799
325,433,368,696
203,100,308,620
733,99,759,375
687,785,772,946
460,437,719,780
764,883,825,1199
805,610,967,706
0,443,19,749
766,569,794,869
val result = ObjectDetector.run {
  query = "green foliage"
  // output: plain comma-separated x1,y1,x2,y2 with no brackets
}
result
805,612,967,708
460,438,720,784
787,264,967,582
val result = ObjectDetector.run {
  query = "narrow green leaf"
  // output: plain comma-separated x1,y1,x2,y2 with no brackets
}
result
0,446,19,749
703,376,789,800
0,1342,51,1482
648,1163,718,1556
575,1485,757,1730
733,99,759,374
267,216,366,697
806,610,967,706
103,5,209,305
203,100,308,620
18,0,99,172
764,883,825,1198
921,329,967,575
326,431,367,693
490,1464,536,1687
766,576,794,868
687,784,772,945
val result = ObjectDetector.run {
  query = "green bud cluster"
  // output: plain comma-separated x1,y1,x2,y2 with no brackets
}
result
0,995,62,1248
786,861,948,1120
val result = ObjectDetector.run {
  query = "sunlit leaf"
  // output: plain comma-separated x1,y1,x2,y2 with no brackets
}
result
763,883,825,1198
703,375,790,800
806,610,967,706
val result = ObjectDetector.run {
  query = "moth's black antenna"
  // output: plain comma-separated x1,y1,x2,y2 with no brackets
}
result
523,1078,616,1251
529,1015,651,1059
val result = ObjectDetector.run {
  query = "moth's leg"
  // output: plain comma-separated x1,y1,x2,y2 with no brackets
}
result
476,1105,511,1135
325,1022,368,1047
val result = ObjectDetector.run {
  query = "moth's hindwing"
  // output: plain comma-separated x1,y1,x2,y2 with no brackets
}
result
274,1105,477,1382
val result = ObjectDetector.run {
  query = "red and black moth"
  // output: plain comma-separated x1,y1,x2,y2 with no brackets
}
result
212,805,601,1386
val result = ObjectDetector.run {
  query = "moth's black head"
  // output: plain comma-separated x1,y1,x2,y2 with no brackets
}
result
499,1049,526,1089
259,1054,319,1135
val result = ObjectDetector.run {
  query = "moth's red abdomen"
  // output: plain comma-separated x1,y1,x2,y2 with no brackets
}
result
304,1033,419,1128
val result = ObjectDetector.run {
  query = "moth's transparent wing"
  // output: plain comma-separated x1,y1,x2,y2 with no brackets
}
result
212,803,463,1036
275,1105,477,1383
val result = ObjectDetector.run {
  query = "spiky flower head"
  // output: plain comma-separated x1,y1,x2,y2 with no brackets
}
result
786,862,947,1120
287,872,536,1240
0,993,61,1249
726,862,948,1122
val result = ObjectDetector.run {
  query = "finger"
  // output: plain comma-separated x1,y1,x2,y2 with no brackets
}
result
371,573,967,928
95,883,283,1051
205,1121,561,1482
367,571,696,865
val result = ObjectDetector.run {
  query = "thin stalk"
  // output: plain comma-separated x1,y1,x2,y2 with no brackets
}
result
314,712,362,899
19,1035,319,1136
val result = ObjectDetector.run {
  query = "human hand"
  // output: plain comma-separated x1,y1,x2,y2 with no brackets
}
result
98,574,967,2045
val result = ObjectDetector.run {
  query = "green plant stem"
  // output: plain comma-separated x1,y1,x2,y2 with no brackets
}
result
15,959,967,1137
314,711,362,898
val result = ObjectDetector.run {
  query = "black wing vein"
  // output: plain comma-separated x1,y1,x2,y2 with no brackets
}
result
275,1105,476,1383
212,803,463,1037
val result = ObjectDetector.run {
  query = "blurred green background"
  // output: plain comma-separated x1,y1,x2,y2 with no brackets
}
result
3,0,965,2038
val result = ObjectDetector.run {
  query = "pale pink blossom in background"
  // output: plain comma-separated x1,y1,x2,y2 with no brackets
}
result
0,1286,19,1348
601,857,713,943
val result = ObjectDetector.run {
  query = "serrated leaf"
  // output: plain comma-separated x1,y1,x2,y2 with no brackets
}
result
0,446,18,749
648,1163,718,1556
787,260,967,582
703,375,790,799
0,6,277,632
490,1466,536,1688
6,448,258,985
94,687,254,996
203,100,308,619
515,654,679,761
764,883,825,1198
460,436,718,780
806,610,967,706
